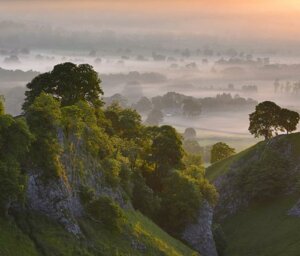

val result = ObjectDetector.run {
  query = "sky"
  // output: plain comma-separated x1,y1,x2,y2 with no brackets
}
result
1,0,300,46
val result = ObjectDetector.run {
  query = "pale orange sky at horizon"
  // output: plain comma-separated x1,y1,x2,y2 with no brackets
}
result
2,0,300,14
2,0,300,41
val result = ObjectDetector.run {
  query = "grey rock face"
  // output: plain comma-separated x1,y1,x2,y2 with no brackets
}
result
26,132,130,237
288,200,300,217
182,201,218,256
27,174,82,236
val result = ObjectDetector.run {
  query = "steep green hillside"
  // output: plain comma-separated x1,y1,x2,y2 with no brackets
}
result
206,132,300,256
206,141,265,181
1,210,198,256
222,196,300,256
206,132,300,182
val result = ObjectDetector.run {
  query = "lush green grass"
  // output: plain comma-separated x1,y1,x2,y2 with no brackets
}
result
126,210,198,256
0,209,198,256
222,196,300,256
78,210,198,256
206,133,300,182
0,217,38,256
205,142,264,181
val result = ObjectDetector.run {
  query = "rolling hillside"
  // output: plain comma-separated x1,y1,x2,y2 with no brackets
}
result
206,132,300,256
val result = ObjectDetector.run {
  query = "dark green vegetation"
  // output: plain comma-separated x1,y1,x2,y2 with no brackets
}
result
207,132,300,256
210,142,235,164
222,196,300,256
0,210,200,256
0,63,218,255
249,101,300,140
23,62,103,110
0,210,198,256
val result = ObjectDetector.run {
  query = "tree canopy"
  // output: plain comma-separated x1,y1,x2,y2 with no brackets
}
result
23,62,103,111
249,101,299,140
211,142,235,164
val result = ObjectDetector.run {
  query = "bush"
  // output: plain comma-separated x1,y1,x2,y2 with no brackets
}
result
86,196,126,231
158,171,203,235
132,173,161,218
101,158,121,187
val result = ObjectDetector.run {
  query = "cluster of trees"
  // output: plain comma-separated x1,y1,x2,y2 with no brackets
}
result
105,92,257,128
274,79,300,95
0,63,217,237
249,101,300,140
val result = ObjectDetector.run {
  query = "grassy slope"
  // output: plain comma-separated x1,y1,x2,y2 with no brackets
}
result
0,218,38,256
222,196,300,256
206,133,300,181
205,132,300,256
0,210,197,256
205,142,263,181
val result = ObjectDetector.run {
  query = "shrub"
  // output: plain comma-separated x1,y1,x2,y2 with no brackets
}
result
86,196,126,231
132,173,161,218
101,158,121,187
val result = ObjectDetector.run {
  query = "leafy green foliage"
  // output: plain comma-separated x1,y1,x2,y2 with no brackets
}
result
158,170,217,235
0,111,33,215
279,108,300,134
132,173,161,219
149,125,184,173
23,62,103,111
249,101,300,140
183,154,203,168
105,103,143,140
86,196,126,231
26,93,64,179
101,158,121,187
211,142,235,164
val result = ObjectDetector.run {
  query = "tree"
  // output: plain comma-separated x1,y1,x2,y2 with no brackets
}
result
150,126,184,172
249,101,281,140
183,127,197,140
23,62,103,111
26,93,64,179
158,170,217,235
279,108,300,134
133,97,152,113
249,101,300,139
211,142,235,164
145,108,163,126
182,98,201,117
105,103,143,140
